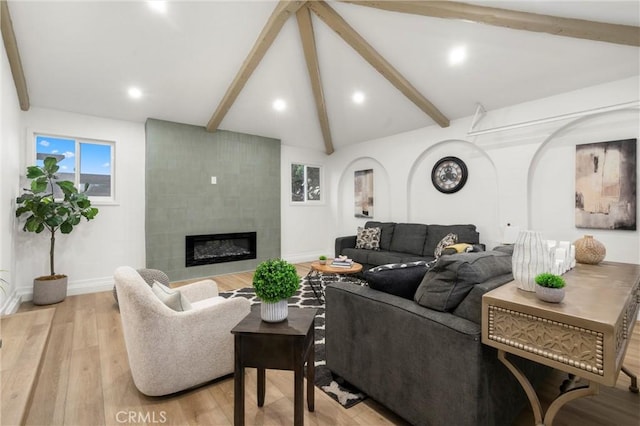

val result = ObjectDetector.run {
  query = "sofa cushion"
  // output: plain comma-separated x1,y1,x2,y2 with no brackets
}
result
365,221,395,251
152,281,192,311
364,261,432,299
414,251,512,312
342,248,371,265
389,223,429,256
367,250,405,266
452,273,513,324
423,224,479,257
355,226,381,250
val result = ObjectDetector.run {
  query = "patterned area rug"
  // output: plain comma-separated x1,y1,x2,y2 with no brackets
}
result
220,274,368,408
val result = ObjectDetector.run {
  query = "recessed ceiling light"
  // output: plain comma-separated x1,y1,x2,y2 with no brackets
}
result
272,98,287,112
448,46,467,66
147,1,168,14
352,91,365,104
128,87,142,99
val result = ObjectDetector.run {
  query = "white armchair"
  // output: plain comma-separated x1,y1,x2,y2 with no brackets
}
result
114,266,251,396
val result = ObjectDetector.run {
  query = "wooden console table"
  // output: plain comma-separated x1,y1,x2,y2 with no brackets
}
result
482,261,640,426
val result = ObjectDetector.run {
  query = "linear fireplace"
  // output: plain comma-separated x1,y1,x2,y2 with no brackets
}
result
185,232,257,267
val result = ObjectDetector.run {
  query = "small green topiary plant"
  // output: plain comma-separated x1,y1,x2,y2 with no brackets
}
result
535,273,566,289
253,258,300,303
319,255,327,261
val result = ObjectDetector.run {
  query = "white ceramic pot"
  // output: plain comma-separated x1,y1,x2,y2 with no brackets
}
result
260,299,288,322
535,285,565,303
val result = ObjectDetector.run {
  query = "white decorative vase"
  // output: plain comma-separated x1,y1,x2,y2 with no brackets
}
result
535,285,565,303
260,300,288,322
512,231,549,292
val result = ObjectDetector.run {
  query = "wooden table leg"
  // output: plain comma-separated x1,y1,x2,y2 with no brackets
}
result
307,339,315,411
234,337,244,426
294,362,303,426
499,350,600,426
257,368,266,407
621,365,639,393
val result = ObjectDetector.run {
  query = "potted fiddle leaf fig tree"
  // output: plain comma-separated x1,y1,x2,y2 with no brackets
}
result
16,156,99,305
252,258,300,322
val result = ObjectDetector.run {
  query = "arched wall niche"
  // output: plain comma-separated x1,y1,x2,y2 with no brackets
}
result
528,108,639,264
336,156,391,238
407,139,501,247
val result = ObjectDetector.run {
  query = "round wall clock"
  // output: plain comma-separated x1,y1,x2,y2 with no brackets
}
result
431,156,468,194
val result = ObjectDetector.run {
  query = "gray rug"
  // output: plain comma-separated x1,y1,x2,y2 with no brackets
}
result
220,274,368,408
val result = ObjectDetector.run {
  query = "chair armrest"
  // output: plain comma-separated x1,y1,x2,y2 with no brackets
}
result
175,279,219,302
335,235,357,257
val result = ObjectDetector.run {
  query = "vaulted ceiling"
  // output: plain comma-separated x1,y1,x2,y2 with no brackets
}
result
3,1,639,154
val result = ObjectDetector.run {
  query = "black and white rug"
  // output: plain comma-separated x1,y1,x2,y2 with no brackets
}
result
220,274,368,408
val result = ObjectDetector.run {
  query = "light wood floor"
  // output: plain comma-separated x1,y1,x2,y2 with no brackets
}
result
14,263,640,426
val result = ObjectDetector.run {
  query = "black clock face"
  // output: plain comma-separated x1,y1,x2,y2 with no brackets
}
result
431,157,468,194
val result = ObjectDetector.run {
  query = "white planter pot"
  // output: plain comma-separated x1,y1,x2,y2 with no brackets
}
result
260,299,288,322
33,275,68,305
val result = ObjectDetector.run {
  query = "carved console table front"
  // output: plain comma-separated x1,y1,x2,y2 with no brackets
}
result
482,261,640,426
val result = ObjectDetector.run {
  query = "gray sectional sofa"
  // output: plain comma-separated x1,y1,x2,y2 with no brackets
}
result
325,248,550,426
335,221,481,271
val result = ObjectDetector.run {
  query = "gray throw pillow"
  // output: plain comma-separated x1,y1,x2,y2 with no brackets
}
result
365,261,433,300
414,251,512,312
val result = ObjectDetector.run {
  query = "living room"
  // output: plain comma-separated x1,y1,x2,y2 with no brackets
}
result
1,1,639,425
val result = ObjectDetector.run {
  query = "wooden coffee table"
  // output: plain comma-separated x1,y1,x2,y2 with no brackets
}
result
308,260,363,301
231,306,317,426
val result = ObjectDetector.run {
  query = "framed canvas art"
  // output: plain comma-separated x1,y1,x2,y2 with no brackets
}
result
355,169,374,218
575,138,637,230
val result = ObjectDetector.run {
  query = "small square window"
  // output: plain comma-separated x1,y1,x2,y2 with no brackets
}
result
291,163,322,204
35,134,114,202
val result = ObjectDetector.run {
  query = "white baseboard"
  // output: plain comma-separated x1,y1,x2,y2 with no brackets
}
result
18,276,115,302
1,289,22,315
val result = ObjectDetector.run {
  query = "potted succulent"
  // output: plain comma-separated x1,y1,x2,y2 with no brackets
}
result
318,255,327,265
534,272,566,303
252,258,300,322
16,157,99,305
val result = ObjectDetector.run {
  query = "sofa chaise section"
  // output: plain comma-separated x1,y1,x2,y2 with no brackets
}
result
325,250,550,426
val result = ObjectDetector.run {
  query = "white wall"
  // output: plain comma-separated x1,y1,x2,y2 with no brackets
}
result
1,39,22,313
323,77,640,264
14,108,146,303
280,145,332,262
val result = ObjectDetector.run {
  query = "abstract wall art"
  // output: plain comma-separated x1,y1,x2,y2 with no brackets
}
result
355,169,374,218
575,138,637,230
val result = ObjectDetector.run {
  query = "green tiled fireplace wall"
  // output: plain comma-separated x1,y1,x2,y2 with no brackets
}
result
145,119,281,281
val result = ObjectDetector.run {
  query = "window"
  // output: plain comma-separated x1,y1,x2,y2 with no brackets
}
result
291,163,322,203
35,134,114,201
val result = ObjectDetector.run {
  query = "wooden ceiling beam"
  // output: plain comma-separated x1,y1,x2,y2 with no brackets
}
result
340,0,640,47
308,1,449,128
206,0,306,132
296,6,334,155
1,1,30,111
